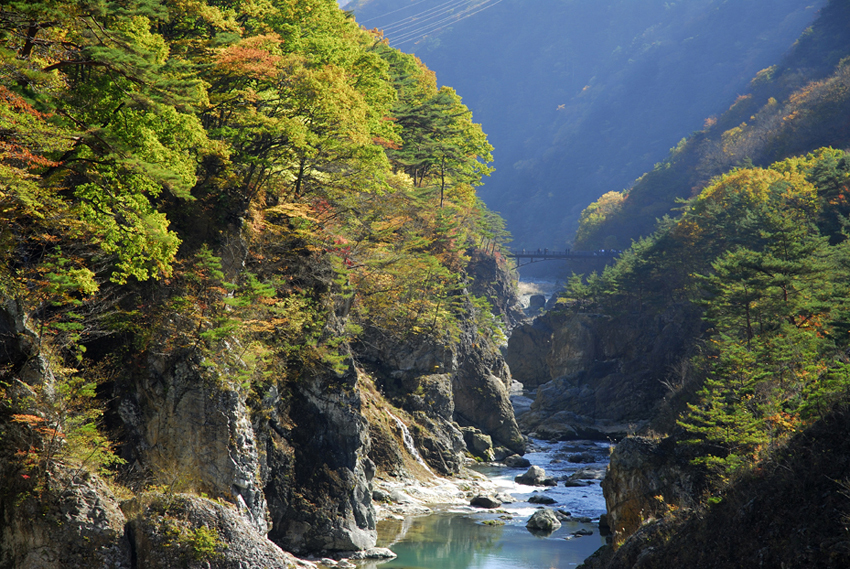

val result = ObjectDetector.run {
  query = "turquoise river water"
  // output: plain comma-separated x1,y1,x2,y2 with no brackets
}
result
360,439,610,569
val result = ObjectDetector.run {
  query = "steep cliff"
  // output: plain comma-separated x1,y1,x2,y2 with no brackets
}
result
0,245,524,563
506,304,702,439
582,407,850,569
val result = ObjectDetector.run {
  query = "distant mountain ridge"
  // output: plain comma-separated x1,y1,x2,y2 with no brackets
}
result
351,0,825,254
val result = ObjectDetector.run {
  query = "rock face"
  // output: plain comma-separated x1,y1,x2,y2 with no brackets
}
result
0,247,527,563
583,410,850,569
0,470,131,569
506,305,702,438
263,371,377,554
465,250,525,331
355,299,526,470
601,436,701,540
116,328,270,535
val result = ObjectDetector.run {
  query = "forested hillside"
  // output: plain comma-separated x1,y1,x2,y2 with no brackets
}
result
0,1,517,565
577,0,850,249
568,149,850,569
351,0,824,252
537,2,850,565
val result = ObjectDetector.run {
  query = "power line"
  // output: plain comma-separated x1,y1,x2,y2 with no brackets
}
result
390,0,489,41
380,0,469,34
393,0,504,47
356,0,430,26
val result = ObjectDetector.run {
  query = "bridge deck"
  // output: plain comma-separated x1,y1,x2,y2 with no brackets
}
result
508,249,620,261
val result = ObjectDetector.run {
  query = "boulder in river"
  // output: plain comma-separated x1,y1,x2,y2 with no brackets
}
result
505,454,532,467
470,495,502,509
515,465,557,486
528,493,557,505
526,509,562,533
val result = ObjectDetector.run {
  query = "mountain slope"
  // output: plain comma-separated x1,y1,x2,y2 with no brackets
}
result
351,0,825,252
577,0,850,249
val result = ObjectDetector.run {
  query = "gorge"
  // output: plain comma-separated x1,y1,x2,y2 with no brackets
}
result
3,0,850,568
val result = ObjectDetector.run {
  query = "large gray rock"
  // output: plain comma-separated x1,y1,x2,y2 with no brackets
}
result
505,454,531,467
470,495,502,508
603,435,699,540
263,371,377,553
528,493,557,505
0,469,131,569
526,509,562,533
461,427,494,460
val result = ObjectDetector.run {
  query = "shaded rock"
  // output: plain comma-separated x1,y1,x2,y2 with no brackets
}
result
568,451,596,463
571,467,606,480
116,329,269,534
515,465,557,486
528,493,557,505
526,509,562,533
527,294,546,315
0,469,131,569
564,479,593,487
465,249,526,331
598,513,612,537
492,446,512,461
602,435,698,541
470,495,502,509
507,305,702,437
461,427,494,461
371,489,390,503
504,454,531,468
124,493,315,569
263,371,377,553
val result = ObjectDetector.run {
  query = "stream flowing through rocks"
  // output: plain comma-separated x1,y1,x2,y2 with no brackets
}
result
359,438,610,569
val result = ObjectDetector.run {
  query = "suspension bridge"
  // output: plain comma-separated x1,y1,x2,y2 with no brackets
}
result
507,248,621,267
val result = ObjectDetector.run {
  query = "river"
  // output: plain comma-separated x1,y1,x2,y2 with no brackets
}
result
360,438,610,569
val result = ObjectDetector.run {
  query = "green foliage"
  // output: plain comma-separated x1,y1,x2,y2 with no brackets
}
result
5,355,125,495
0,1,512,507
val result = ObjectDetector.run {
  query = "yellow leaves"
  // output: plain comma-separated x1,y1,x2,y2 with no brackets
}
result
116,16,170,64
264,203,319,223
721,122,747,153
576,191,626,244
170,0,241,34
693,167,816,219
